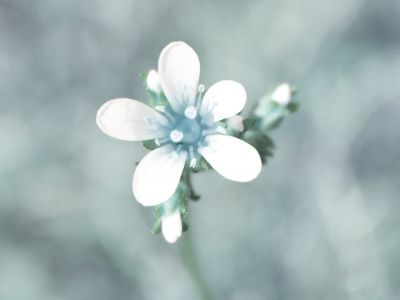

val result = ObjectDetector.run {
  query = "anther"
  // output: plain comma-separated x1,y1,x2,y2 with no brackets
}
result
216,126,227,134
170,129,184,143
195,84,205,109
184,106,197,119
198,84,205,93
190,158,197,168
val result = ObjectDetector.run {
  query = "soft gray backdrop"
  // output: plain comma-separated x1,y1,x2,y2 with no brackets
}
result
1,0,399,299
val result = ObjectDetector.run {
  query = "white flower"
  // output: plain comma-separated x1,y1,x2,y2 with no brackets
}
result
96,41,262,206
271,83,291,105
146,69,162,94
161,211,182,243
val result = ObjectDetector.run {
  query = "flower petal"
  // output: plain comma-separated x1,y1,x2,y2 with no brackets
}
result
200,80,247,122
96,98,169,141
133,145,187,206
158,42,200,113
162,211,182,243
198,135,261,182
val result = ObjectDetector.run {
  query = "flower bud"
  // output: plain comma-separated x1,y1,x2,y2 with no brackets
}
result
162,211,182,243
146,70,162,94
272,83,291,105
227,115,244,132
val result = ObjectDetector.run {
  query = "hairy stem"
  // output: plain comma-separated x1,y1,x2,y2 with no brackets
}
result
186,170,201,201
180,230,214,300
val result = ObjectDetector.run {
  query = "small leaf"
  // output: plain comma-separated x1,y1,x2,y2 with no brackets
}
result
151,218,162,235
287,101,300,113
143,139,159,150
182,222,189,232
192,157,213,173
139,72,147,82
242,118,257,131
242,130,275,164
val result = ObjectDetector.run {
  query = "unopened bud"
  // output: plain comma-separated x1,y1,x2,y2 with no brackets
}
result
272,83,291,105
146,70,162,93
162,211,182,243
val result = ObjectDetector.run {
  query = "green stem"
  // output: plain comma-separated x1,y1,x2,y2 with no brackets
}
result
186,170,201,201
179,169,213,300
180,231,214,300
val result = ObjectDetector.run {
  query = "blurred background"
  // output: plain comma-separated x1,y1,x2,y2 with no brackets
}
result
1,0,399,299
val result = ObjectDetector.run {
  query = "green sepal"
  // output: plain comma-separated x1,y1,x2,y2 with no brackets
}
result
139,72,147,82
182,222,189,232
242,118,257,131
216,120,227,129
242,130,274,164
150,218,162,235
287,101,300,113
151,182,187,234
143,139,159,151
188,189,201,201
180,198,190,220
251,83,300,132
191,157,213,173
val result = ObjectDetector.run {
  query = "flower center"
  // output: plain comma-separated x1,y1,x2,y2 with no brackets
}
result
172,116,202,144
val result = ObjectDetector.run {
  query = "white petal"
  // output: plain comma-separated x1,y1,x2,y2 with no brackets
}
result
162,211,182,243
198,135,261,182
133,145,187,206
158,42,200,113
200,80,246,122
96,98,169,141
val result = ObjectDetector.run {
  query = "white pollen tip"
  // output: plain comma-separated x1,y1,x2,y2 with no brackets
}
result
184,106,197,119
155,105,166,112
198,84,205,93
216,126,227,134
190,158,197,168
170,129,184,143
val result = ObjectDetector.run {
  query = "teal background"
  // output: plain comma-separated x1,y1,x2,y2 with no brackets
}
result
1,0,400,299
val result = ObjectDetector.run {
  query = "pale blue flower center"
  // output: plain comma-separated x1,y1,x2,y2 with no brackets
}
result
152,86,225,166
173,117,202,144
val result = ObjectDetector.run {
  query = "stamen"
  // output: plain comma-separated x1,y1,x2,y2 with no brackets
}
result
201,129,216,136
190,158,197,168
189,146,197,168
184,106,197,119
155,137,170,146
216,126,227,134
174,145,184,155
195,84,205,110
198,84,205,94
170,129,184,143
189,146,195,159
155,105,166,112
201,127,225,136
